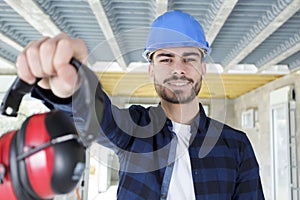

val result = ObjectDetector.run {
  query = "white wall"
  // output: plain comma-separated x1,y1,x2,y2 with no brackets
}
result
232,74,300,200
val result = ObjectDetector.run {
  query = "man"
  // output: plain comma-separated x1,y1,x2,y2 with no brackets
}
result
16,10,264,200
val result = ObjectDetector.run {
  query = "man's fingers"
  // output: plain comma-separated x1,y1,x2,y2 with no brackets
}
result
16,32,87,97
16,52,35,84
72,38,88,63
25,37,49,78
40,37,57,76
53,38,74,71
50,63,79,98
53,35,88,69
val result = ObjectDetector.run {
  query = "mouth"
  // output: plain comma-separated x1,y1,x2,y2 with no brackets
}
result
164,76,193,88
167,80,191,87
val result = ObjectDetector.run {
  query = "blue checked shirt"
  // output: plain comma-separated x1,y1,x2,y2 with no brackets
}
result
32,83,265,200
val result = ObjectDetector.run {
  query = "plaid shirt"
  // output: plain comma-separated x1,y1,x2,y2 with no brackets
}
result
33,86,265,200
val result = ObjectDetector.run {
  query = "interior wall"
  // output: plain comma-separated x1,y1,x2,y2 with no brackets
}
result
231,73,300,200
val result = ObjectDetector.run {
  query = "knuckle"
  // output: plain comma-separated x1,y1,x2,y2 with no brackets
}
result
58,38,72,49
31,69,41,77
43,66,55,76
75,38,86,46
16,52,25,65
58,32,70,38
16,53,27,73
18,68,34,84
25,45,39,58
21,72,32,82
40,40,54,53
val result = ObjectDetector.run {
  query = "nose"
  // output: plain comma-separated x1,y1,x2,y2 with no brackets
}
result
171,58,186,75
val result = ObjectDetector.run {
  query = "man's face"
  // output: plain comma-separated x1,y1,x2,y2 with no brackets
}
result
148,47,206,104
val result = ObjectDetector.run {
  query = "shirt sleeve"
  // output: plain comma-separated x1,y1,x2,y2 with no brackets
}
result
232,135,265,200
30,67,138,151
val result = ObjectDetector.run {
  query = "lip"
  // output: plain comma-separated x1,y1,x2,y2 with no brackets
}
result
166,80,191,87
163,76,194,89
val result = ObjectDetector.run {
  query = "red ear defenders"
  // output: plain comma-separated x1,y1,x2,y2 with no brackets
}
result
0,110,86,200
0,58,100,200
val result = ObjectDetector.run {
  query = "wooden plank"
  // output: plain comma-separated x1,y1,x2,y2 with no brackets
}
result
96,72,282,98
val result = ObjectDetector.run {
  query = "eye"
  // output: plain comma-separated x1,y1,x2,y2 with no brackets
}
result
183,57,197,63
159,58,172,63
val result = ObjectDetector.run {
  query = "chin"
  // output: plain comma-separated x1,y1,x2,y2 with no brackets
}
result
155,83,200,104
162,92,197,104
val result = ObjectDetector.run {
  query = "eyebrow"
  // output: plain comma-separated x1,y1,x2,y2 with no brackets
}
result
182,52,201,57
155,52,201,59
155,52,175,58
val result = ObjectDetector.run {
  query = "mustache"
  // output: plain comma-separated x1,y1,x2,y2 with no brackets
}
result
163,76,194,84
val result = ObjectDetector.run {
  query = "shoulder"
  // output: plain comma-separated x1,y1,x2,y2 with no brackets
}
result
125,104,166,126
204,118,259,167
208,118,253,150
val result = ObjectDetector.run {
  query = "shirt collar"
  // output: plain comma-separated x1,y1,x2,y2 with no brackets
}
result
157,103,208,135
190,103,208,134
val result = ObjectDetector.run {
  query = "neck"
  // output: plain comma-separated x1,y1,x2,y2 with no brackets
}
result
161,98,199,125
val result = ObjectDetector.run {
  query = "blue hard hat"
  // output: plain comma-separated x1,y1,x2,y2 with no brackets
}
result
143,10,211,62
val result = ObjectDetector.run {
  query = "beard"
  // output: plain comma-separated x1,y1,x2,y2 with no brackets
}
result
154,76,202,104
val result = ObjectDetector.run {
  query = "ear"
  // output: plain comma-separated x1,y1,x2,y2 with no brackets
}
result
148,63,154,82
201,63,207,80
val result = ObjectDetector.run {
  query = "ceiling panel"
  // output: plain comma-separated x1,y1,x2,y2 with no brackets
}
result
0,40,18,62
0,0,42,62
280,50,300,71
241,9,300,69
35,0,115,63
211,0,279,65
101,0,156,64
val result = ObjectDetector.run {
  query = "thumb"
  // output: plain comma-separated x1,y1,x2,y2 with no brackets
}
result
50,63,79,98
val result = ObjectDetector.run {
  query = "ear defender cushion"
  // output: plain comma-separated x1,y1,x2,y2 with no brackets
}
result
44,110,86,194
9,129,41,200
16,116,45,200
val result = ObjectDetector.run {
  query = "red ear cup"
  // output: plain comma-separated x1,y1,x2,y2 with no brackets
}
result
0,57,87,200
10,130,43,200
17,112,57,199
43,111,86,194
0,130,19,200
16,114,50,199
0,110,86,200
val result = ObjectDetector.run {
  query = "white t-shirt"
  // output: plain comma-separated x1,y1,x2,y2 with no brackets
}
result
166,121,196,200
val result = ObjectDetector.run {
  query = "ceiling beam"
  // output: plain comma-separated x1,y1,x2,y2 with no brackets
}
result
88,0,127,70
2,0,94,67
0,56,16,75
4,0,60,37
156,0,168,17
258,39,300,72
290,56,300,71
0,33,23,73
206,0,238,45
223,0,300,71
0,33,24,52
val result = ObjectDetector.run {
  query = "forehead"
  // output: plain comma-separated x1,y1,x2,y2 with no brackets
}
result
154,46,201,57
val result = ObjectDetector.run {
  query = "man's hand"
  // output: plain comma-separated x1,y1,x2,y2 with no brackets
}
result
16,33,88,98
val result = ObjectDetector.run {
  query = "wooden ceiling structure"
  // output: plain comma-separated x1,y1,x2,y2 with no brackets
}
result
97,72,282,99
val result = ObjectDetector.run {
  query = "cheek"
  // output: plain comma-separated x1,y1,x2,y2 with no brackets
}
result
190,65,204,78
153,67,169,80
190,64,203,73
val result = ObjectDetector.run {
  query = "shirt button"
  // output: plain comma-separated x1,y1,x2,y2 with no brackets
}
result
161,194,167,199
